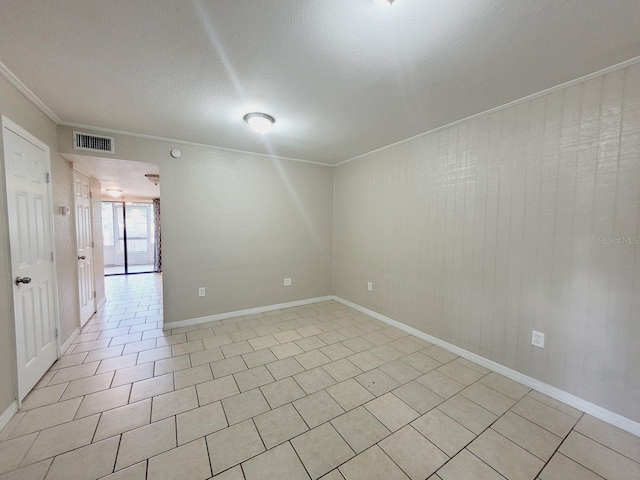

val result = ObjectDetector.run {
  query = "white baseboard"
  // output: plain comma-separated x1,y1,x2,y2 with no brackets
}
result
333,296,640,438
0,401,18,434
163,296,335,330
60,327,80,355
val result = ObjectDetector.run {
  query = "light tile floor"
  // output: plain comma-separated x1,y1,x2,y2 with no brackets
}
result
1,273,640,479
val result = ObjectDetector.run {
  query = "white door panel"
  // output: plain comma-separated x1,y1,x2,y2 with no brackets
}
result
3,118,58,401
74,170,95,325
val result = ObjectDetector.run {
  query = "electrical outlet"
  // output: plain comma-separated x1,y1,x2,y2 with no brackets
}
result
532,330,545,348
198,287,206,297
284,278,292,287
367,282,373,292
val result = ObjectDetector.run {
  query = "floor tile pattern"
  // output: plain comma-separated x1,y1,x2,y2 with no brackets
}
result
1,273,639,479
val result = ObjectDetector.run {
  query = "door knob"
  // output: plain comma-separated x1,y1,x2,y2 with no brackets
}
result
78,255,86,260
15,277,31,285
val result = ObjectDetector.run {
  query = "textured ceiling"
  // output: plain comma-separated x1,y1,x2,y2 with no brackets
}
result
1,1,640,165
64,154,160,199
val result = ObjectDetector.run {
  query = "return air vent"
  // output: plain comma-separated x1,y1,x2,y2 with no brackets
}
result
73,131,115,154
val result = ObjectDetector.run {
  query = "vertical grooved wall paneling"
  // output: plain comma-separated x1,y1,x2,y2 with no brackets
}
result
334,64,640,422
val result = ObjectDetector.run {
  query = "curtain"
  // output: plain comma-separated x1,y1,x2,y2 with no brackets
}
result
153,198,162,272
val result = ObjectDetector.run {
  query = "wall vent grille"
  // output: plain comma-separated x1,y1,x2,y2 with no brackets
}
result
73,131,115,154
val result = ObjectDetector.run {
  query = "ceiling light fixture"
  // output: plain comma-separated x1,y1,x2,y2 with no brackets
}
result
243,112,276,134
373,0,396,5
106,189,123,198
145,174,160,186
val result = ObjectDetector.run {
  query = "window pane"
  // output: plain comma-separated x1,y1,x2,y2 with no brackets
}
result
101,202,114,246
126,203,154,271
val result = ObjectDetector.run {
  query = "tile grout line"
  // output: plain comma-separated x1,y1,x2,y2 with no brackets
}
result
533,412,595,479
567,428,640,471
465,448,510,479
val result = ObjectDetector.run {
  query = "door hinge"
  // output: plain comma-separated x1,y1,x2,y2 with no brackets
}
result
89,191,93,198
91,242,94,248
45,172,50,183
93,290,96,298
50,251,54,262
55,328,59,339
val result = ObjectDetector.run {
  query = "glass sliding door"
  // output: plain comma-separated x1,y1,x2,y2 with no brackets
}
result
125,203,155,273
102,201,157,275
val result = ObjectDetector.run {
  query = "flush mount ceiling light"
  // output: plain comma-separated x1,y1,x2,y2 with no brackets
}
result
145,173,160,186
243,112,275,134
373,0,396,4
106,189,123,198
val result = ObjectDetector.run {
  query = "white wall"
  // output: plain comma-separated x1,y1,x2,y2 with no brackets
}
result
334,63,640,423
160,151,334,321
57,127,335,324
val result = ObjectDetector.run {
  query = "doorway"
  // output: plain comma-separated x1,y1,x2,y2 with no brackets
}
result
2,116,59,400
103,200,159,275
73,169,96,326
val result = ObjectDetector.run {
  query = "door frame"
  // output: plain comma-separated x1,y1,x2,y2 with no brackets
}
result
72,165,97,325
2,115,62,404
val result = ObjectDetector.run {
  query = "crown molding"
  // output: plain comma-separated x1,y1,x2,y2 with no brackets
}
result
0,60,61,124
59,121,333,167
4,54,640,169
335,54,640,167
0,61,332,166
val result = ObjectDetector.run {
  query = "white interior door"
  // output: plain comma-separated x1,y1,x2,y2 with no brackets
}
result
74,169,95,325
3,117,58,401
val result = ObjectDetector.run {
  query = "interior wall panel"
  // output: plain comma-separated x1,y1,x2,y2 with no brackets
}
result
334,63,640,422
